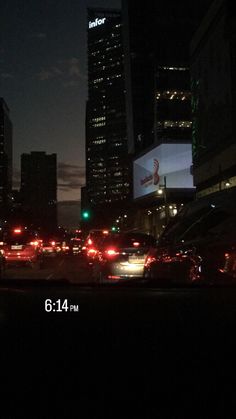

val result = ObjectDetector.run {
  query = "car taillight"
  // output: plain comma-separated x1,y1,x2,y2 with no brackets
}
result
105,248,119,257
13,228,22,234
144,255,157,267
62,245,69,251
87,248,97,255
51,241,56,246
88,238,93,245
30,241,39,246
133,242,140,247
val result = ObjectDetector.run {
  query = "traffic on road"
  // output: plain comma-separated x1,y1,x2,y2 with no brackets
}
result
1,186,236,286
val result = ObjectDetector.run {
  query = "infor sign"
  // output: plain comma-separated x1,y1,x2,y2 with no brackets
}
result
89,17,106,29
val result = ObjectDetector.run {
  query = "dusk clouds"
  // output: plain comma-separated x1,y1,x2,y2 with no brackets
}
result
57,162,85,192
36,57,85,86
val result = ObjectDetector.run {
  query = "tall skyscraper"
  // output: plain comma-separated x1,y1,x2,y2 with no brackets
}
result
121,0,213,236
191,0,236,198
21,152,57,231
122,0,213,155
86,8,130,210
0,98,12,218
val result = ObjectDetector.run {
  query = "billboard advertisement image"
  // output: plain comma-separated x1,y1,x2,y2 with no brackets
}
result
133,143,194,199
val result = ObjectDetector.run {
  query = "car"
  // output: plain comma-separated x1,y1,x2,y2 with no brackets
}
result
84,229,110,265
91,232,156,282
69,238,83,255
2,227,43,269
41,239,61,257
144,187,236,284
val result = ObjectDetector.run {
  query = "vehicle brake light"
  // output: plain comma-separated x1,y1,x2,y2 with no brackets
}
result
88,238,93,245
13,228,22,234
144,256,157,267
105,248,118,257
51,241,56,246
225,253,229,258
88,248,97,254
103,230,109,235
30,241,39,246
133,242,140,247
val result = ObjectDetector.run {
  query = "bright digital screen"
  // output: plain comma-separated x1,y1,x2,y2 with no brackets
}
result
133,143,194,199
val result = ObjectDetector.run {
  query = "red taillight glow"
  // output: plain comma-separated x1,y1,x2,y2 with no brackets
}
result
103,230,109,235
133,242,140,247
88,238,93,245
51,241,56,246
108,275,120,279
30,241,39,246
225,253,229,258
144,256,157,267
105,248,118,256
13,228,22,234
88,248,97,254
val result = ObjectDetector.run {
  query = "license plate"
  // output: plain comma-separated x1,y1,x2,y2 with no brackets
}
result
128,256,145,264
11,245,23,250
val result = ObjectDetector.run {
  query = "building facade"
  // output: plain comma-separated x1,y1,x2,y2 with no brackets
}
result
86,8,130,213
191,0,236,197
0,98,12,219
122,0,213,156
121,0,213,237
20,152,57,231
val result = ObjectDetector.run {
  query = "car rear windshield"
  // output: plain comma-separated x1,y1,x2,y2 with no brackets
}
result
102,233,156,248
6,235,35,245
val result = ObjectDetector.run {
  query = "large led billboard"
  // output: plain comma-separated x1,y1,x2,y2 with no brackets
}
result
133,143,194,199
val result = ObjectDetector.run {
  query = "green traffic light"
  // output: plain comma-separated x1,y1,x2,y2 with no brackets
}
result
82,211,89,219
111,226,116,231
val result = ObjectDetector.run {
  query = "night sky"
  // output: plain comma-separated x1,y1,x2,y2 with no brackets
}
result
1,0,120,207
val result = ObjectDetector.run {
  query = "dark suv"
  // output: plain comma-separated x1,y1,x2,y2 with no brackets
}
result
144,188,236,284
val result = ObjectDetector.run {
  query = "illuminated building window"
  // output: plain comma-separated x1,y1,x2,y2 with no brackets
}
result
159,121,192,129
93,78,104,84
91,116,106,122
156,90,191,101
92,139,106,145
161,66,188,71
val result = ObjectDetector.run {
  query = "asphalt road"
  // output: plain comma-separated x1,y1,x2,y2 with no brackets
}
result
3,254,91,282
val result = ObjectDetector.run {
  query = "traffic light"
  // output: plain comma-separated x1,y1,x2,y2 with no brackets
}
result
82,210,90,220
111,226,117,232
